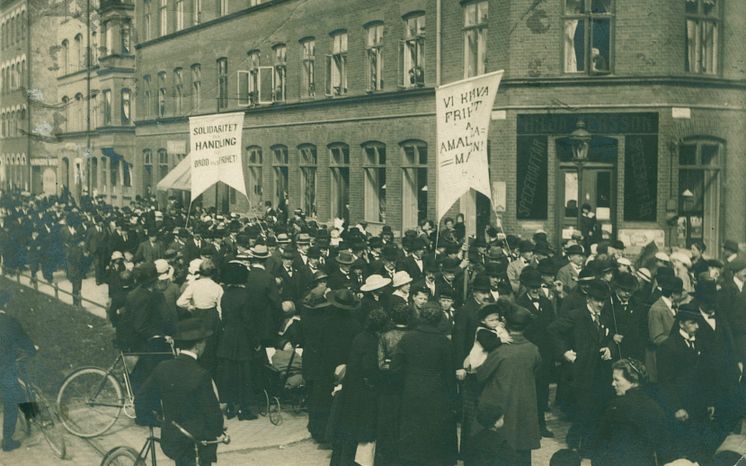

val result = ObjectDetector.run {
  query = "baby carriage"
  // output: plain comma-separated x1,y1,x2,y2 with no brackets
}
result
260,343,306,426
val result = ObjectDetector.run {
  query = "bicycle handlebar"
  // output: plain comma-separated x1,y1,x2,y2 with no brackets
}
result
170,421,230,447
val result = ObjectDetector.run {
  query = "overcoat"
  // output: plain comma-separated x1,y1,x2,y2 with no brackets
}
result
245,265,281,345
217,286,256,361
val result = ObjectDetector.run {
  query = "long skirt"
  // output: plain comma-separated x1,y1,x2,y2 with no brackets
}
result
216,358,254,410
192,308,220,377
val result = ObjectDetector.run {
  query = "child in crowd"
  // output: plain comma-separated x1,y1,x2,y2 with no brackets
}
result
463,304,511,372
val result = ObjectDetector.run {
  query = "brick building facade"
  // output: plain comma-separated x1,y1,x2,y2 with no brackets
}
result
51,0,746,253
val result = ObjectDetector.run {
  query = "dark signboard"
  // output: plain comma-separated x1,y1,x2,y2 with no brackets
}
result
624,135,658,221
516,135,548,220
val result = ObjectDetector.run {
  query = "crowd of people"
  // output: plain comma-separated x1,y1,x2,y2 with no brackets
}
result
1,189,746,466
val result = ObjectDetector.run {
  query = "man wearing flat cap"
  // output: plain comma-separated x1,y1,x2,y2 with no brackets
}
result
548,279,615,456
138,318,224,466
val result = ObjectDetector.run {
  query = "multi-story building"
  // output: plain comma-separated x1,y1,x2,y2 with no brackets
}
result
131,0,742,253
0,0,58,194
54,0,137,204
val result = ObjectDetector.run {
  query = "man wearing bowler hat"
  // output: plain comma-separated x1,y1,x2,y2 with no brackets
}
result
548,279,615,456
327,250,356,291
646,276,687,382
138,318,224,466
557,244,585,292
507,240,535,294
245,245,282,348
604,272,646,361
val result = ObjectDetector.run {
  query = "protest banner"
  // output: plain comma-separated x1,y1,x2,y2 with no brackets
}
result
189,112,246,202
436,70,503,222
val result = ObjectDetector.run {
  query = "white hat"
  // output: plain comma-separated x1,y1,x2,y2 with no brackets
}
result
154,259,172,281
617,257,632,267
636,267,653,283
654,252,671,263
670,251,692,268
188,258,203,275
392,270,413,288
111,251,124,261
360,274,392,293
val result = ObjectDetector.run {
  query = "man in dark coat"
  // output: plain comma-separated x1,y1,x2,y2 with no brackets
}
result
604,272,647,361
112,223,138,255
0,291,37,452
398,238,427,283
135,230,166,264
245,245,281,346
66,235,88,307
718,258,746,365
138,318,224,466
86,218,110,284
548,279,615,456
327,251,355,291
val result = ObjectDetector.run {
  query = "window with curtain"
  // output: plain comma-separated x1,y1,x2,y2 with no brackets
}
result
121,88,131,124
325,31,347,96
301,38,315,98
143,149,153,192
217,57,228,109
677,140,721,251
174,68,183,114
400,13,425,87
271,145,288,208
191,64,201,111
158,149,169,180
363,142,386,223
273,45,287,102
158,71,167,116
401,140,428,230
121,22,131,54
102,90,111,125
246,145,263,208
563,0,613,74
686,0,720,74
329,143,350,221
299,144,317,216
365,23,384,91
464,1,488,78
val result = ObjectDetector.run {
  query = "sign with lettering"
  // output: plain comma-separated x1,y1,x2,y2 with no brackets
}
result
624,135,658,221
436,70,503,222
189,112,246,202
516,135,548,219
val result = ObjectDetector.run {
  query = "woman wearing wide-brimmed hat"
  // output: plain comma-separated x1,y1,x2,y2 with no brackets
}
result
390,270,413,308
358,274,392,326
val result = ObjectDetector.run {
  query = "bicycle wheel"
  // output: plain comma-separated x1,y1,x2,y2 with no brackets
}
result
57,367,123,438
100,446,144,466
29,383,66,459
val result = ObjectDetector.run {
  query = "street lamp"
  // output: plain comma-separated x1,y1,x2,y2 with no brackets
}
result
569,120,592,161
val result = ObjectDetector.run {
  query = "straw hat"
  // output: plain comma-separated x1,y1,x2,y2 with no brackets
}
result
360,274,392,293
392,270,413,288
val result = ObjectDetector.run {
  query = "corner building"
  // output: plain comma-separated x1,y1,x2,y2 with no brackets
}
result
135,0,746,255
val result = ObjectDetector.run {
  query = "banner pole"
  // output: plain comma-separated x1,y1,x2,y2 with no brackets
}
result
185,199,193,228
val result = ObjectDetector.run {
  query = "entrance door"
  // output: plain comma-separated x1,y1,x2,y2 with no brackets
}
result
558,164,616,245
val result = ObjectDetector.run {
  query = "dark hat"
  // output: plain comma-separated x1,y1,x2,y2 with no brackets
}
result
478,303,502,321
164,248,177,260
519,240,535,252
485,246,505,262
505,304,533,331
726,256,746,274
441,257,461,274
472,273,492,292
692,278,717,308
335,250,355,265
311,270,329,283
382,246,399,262
613,272,638,292
675,302,701,323
484,261,506,278
611,240,625,250
565,244,584,256
282,249,296,260
438,286,455,300
296,233,311,245
578,267,596,283
656,266,675,282
724,239,740,253
660,276,684,294
520,268,543,289
222,262,248,285
424,261,439,274
307,246,321,259
706,258,724,269
368,237,383,249
328,289,361,311
134,262,158,285
587,279,610,301
411,238,426,251
534,242,552,257
537,258,556,276
174,317,213,341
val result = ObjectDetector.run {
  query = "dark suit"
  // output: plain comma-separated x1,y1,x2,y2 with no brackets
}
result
398,256,425,283
138,354,224,465
134,240,165,264
112,231,138,255
453,297,483,365
603,294,647,361
86,225,110,284
245,266,281,345
276,265,304,305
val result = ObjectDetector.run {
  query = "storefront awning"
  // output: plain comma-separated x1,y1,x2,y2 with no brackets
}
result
101,147,124,162
156,153,191,192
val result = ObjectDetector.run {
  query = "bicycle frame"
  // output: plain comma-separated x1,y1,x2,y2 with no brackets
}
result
136,426,160,465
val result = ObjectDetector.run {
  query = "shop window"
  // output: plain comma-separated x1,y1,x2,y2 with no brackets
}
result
363,142,386,223
686,0,721,74
399,13,425,88
272,145,288,208
623,135,658,221
329,143,350,221
301,38,315,98
365,23,384,91
325,31,347,96
246,145,263,207
464,1,488,78
516,135,548,220
677,140,721,249
401,140,427,229
299,144,317,216
563,0,613,74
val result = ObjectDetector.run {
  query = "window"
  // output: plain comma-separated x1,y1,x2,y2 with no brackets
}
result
677,140,721,251
400,14,425,88
91,31,98,64
219,0,227,16
111,158,119,186
121,22,131,54
143,0,151,41
61,39,69,75
325,31,347,96
74,93,83,130
101,157,107,188
105,21,113,55
91,91,99,127
329,143,350,221
193,0,202,25
686,0,721,74
464,2,488,78
273,45,287,102
299,144,317,216
143,75,152,118
365,23,384,91
121,88,131,124
158,71,167,116
159,0,168,36
272,145,288,208
158,148,169,180
173,0,183,31
173,68,183,114
300,38,315,98
247,145,263,206
61,96,69,131
102,90,111,125
563,0,613,74
191,64,201,111
217,58,228,109
401,140,428,229
74,33,82,71
237,50,260,106
363,142,386,222
143,149,153,192
250,0,262,5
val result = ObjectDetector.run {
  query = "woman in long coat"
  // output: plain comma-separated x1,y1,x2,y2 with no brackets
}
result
216,262,258,420
392,302,457,466
330,309,388,466
299,287,332,442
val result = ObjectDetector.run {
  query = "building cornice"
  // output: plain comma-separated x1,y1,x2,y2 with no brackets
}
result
502,75,746,91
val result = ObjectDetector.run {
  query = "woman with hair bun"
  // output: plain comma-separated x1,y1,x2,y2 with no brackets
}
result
593,358,671,466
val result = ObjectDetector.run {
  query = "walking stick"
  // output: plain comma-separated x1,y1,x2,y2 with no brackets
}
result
609,298,622,359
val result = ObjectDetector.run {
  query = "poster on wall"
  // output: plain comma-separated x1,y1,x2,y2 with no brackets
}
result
189,112,246,202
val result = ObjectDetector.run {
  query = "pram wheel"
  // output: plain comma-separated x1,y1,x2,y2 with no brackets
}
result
269,396,283,426
259,390,269,417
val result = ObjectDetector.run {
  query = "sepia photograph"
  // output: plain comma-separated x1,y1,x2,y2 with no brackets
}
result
0,0,745,464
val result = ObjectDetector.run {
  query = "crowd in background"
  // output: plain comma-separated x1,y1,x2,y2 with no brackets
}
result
2,188,746,466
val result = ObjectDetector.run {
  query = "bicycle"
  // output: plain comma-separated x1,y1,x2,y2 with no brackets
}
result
16,356,67,459
56,341,175,438
99,420,230,466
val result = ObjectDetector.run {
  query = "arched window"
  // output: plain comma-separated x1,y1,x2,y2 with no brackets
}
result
61,39,69,75
362,141,386,222
328,143,350,221
246,145,263,207
400,140,428,229
61,96,69,132
121,88,131,124
271,145,288,208
74,33,83,70
298,144,317,216
143,149,153,192
74,93,83,131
